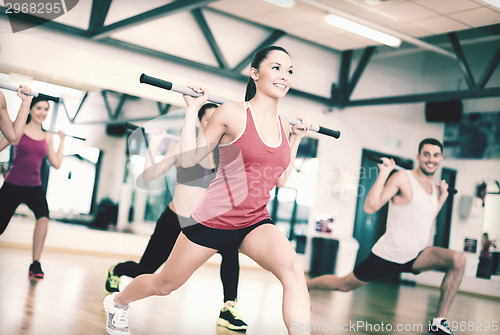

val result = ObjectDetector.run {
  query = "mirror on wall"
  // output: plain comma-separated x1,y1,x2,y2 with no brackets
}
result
46,146,101,221
0,138,102,224
477,180,500,279
119,110,183,233
268,137,319,254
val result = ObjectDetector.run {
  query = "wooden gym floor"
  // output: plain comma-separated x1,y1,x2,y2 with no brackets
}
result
0,245,499,335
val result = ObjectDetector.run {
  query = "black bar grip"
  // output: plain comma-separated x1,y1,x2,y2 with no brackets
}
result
318,126,340,139
140,73,229,104
139,74,173,91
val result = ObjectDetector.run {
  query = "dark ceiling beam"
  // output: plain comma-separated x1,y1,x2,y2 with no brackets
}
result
335,50,352,107
425,23,500,46
88,0,113,34
232,30,286,73
191,8,229,70
345,47,376,98
89,0,216,39
478,45,500,89
102,38,243,81
373,23,500,60
157,102,172,115
60,92,89,123
101,91,129,120
288,88,331,105
204,7,340,55
448,32,476,89
346,86,500,107
100,38,332,105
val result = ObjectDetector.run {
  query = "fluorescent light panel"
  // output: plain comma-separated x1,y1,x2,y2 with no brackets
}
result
263,0,295,8
324,14,402,48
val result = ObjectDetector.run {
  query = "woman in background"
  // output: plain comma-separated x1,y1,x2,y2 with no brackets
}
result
0,96,65,279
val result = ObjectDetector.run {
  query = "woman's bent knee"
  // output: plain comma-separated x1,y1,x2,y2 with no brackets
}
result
280,259,306,283
152,277,183,296
154,283,176,296
339,284,353,292
452,252,466,271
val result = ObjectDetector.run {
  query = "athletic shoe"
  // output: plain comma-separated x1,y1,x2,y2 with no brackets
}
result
28,261,44,279
217,300,248,332
103,292,130,335
105,265,120,294
429,318,454,335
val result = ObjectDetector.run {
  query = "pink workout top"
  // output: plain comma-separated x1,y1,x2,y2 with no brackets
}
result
5,133,48,187
192,102,291,230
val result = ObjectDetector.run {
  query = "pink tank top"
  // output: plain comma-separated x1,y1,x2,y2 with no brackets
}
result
192,102,291,230
5,133,48,187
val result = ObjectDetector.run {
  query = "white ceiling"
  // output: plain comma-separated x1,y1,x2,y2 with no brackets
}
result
207,0,500,50
47,0,500,55
1,0,499,107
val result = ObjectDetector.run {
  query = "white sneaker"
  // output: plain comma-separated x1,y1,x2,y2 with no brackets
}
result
103,292,131,335
429,318,454,335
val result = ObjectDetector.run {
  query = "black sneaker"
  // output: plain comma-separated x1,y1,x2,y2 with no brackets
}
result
28,261,44,279
217,301,248,332
105,265,121,294
429,319,454,335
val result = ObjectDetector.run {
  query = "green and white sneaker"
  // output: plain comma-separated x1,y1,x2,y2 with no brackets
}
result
217,300,248,332
105,265,120,294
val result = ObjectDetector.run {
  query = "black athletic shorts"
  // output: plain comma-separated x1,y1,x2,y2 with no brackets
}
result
181,218,273,251
0,182,49,234
353,252,421,282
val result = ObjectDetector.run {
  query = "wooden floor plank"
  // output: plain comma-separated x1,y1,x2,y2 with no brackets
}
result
0,246,499,335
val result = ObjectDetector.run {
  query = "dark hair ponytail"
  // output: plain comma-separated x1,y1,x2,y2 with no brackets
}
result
244,45,289,101
245,78,256,102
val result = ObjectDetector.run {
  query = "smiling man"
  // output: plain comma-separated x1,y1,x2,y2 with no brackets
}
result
307,138,465,335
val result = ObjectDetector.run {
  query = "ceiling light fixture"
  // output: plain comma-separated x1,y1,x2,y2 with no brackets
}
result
324,13,402,47
299,0,455,58
483,0,500,9
263,0,295,8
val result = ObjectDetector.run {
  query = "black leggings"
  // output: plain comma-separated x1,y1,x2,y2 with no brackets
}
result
113,206,240,302
0,182,49,235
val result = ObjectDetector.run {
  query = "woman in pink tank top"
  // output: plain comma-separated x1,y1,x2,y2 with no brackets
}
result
0,97,66,279
105,46,313,335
